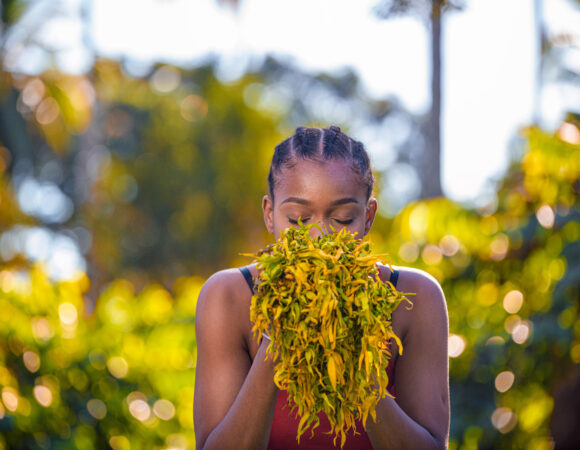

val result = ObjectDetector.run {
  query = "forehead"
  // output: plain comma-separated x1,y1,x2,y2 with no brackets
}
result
274,158,366,206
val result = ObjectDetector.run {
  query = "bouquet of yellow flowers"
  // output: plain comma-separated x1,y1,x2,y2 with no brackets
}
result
247,223,412,447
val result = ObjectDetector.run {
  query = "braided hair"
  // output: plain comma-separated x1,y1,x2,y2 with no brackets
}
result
267,126,374,202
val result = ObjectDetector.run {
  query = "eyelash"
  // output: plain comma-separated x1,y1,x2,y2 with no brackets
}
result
288,218,353,225
288,218,309,225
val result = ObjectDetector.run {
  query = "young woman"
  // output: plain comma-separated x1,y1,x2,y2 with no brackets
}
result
194,126,450,449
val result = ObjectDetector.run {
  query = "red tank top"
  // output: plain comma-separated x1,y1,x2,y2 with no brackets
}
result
267,356,396,449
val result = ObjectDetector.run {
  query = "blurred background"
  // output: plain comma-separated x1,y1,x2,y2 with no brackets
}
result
0,0,579,448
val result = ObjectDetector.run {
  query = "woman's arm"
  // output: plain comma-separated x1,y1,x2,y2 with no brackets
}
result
194,270,279,450
366,269,450,449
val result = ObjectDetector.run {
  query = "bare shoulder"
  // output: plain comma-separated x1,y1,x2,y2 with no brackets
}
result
198,267,247,301
195,267,254,336
381,264,448,336
381,264,445,301
397,267,446,308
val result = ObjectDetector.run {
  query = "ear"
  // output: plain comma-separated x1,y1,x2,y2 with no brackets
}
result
262,195,274,234
364,198,377,236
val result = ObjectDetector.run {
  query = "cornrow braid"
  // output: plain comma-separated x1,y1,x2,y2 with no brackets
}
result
267,137,292,196
322,125,340,158
267,125,375,202
294,126,322,159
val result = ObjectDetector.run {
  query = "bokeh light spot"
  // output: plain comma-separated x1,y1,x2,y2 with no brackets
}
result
422,244,442,265
17,179,74,224
153,399,176,420
491,407,517,433
33,385,53,407
21,78,46,108
439,234,460,256
495,371,515,393
536,204,555,229
503,290,524,314
512,321,532,344
59,302,78,325
129,399,151,422
557,121,580,145
87,398,107,419
107,356,129,379
23,351,41,372
166,433,188,449
35,97,60,125
398,242,419,262
180,95,208,122
448,334,466,358
1,387,19,412
151,66,181,93
490,234,509,260
504,315,521,334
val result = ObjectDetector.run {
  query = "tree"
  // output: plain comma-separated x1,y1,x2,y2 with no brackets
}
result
373,0,465,199
1,117,577,448
370,118,580,447
1,42,407,289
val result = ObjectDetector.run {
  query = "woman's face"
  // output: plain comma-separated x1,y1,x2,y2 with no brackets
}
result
263,158,377,240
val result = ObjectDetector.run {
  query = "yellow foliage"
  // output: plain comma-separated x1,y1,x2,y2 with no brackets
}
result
248,223,411,446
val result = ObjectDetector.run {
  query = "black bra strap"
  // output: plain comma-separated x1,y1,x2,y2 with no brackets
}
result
241,265,398,292
390,268,399,288
239,266,254,293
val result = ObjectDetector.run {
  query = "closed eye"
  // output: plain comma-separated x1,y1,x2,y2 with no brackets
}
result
289,217,310,225
334,219,353,225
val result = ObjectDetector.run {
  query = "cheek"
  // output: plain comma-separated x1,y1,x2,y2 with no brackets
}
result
342,220,366,238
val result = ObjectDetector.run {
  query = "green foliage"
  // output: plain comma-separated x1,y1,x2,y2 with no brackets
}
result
0,41,579,446
0,61,284,287
1,120,578,448
0,0,25,28
86,61,286,283
0,266,202,449
369,123,580,448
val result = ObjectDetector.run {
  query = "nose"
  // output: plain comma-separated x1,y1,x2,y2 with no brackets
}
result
308,225,323,239
307,220,330,239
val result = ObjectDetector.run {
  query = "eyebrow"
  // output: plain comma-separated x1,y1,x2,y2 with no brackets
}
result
280,197,360,206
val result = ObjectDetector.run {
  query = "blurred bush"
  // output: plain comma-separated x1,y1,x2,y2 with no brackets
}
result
0,61,285,290
1,39,579,447
1,58,400,292
0,117,578,448
370,119,580,448
0,264,202,449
